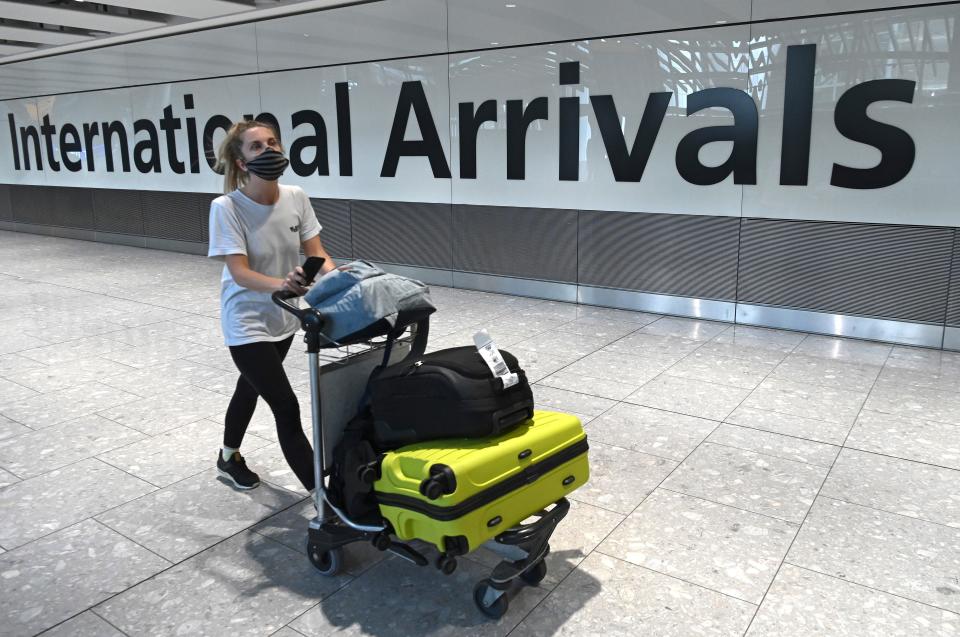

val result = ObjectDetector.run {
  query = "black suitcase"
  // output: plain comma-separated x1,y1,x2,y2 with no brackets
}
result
369,346,534,449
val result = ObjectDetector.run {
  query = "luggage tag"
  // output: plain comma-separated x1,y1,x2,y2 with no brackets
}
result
473,329,519,389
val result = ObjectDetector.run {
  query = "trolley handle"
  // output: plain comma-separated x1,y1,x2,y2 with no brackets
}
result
271,290,326,334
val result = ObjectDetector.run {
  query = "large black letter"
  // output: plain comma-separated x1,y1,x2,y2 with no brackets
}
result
102,121,131,172
134,119,161,173
203,115,231,170
59,124,82,172
780,44,816,185
506,97,548,180
676,87,758,185
381,81,451,178
591,92,671,182
7,114,20,170
40,115,60,172
19,125,41,171
559,61,581,181
159,105,184,174
458,100,497,179
289,110,329,177
82,122,100,171
336,82,352,176
183,94,200,174
830,79,916,189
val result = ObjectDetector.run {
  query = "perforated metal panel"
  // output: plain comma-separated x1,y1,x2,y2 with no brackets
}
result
310,198,351,258
11,186,52,225
93,189,144,236
738,219,954,324
453,205,577,282
946,230,960,327
49,187,95,228
141,191,206,243
351,200,452,268
0,185,11,221
578,210,740,300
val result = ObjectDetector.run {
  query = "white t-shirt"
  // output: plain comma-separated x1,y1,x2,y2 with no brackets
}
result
207,184,322,346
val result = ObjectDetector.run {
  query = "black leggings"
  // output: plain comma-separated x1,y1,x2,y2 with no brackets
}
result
224,335,315,491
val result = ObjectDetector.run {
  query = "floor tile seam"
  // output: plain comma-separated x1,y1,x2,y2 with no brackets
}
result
504,511,653,637
89,607,134,637
0,412,150,463
0,375,43,400
714,420,844,456
655,486,805,527
92,490,311,568
565,493,637,517
853,405,960,430
838,347,895,452
781,561,960,618
4,456,305,556
93,405,230,437
697,437,837,470
591,546,763,607
723,403,854,430
578,419,727,564
524,320,657,388
739,386,848,637
82,514,311,631
0,462,26,482
815,493,960,532
0,358,141,395
92,516,178,566
836,444,960,476
10,273,219,322
33,598,135,637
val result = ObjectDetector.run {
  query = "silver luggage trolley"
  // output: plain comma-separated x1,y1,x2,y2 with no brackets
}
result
272,290,569,619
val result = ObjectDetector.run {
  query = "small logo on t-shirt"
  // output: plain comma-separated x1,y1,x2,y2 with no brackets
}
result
289,224,300,233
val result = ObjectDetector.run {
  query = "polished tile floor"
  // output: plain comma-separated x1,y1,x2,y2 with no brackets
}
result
1,230,960,636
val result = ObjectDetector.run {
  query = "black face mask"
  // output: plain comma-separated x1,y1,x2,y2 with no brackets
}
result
244,148,289,181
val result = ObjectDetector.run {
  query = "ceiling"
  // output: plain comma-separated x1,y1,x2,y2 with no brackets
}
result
0,0,314,60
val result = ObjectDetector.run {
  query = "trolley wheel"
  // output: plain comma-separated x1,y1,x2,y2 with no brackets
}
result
307,542,343,577
474,580,509,619
519,559,547,586
436,554,458,575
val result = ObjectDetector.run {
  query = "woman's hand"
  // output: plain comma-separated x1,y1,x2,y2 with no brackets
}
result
280,267,309,296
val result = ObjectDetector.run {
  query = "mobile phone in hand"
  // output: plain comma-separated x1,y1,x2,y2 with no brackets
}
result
301,257,326,285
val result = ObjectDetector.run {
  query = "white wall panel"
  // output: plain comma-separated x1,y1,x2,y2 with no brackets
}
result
128,76,262,193
0,48,129,99
744,4,960,226
256,0,447,72
450,27,750,215
752,0,952,22
122,24,258,86
447,0,750,51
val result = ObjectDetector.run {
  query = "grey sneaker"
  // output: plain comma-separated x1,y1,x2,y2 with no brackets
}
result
216,451,260,489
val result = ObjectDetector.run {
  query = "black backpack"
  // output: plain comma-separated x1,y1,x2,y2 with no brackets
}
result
328,409,381,522
368,346,534,450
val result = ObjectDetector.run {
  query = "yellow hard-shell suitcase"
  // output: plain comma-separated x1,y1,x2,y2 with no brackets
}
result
373,410,589,555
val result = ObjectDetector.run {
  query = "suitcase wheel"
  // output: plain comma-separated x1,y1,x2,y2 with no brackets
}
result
474,579,509,619
307,542,343,577
436,553,458,575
